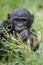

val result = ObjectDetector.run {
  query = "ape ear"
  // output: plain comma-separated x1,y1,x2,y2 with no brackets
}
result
7,13,11,19
27,14,34,29
30,14,34,23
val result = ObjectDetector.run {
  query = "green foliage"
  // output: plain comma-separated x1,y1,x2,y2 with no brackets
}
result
0,28,43,65
0,29,43,65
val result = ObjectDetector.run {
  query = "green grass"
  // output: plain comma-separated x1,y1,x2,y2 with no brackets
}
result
0,0,43,65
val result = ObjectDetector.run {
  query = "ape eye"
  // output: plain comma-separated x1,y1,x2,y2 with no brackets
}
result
22,19,27,22
14,18,19,22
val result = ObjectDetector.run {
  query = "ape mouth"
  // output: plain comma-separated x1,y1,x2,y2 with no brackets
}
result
15,27,24,32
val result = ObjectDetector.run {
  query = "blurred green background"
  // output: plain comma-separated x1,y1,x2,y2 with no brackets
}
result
0,0,43,40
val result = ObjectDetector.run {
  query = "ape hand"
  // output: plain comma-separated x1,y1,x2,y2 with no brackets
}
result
19,29,29,41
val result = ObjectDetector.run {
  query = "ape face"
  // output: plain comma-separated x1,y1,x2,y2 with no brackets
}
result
13,16,32,40
13,17,29,40
13,17,27,32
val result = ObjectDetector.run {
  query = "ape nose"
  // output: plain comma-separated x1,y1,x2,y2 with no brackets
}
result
18,23,23,27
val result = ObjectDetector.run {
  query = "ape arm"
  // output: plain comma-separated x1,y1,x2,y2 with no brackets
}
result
27,29,39,51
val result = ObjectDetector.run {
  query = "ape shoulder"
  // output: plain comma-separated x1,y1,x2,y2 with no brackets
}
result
0,20,9,38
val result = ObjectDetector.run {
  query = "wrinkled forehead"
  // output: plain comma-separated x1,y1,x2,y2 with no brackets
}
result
12,17,27,20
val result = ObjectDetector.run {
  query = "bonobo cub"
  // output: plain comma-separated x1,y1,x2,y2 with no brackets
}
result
0,8,39,51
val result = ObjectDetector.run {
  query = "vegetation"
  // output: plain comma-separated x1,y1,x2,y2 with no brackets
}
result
0,0,43,65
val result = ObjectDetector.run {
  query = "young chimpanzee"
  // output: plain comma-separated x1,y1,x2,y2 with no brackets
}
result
0,8,39,51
